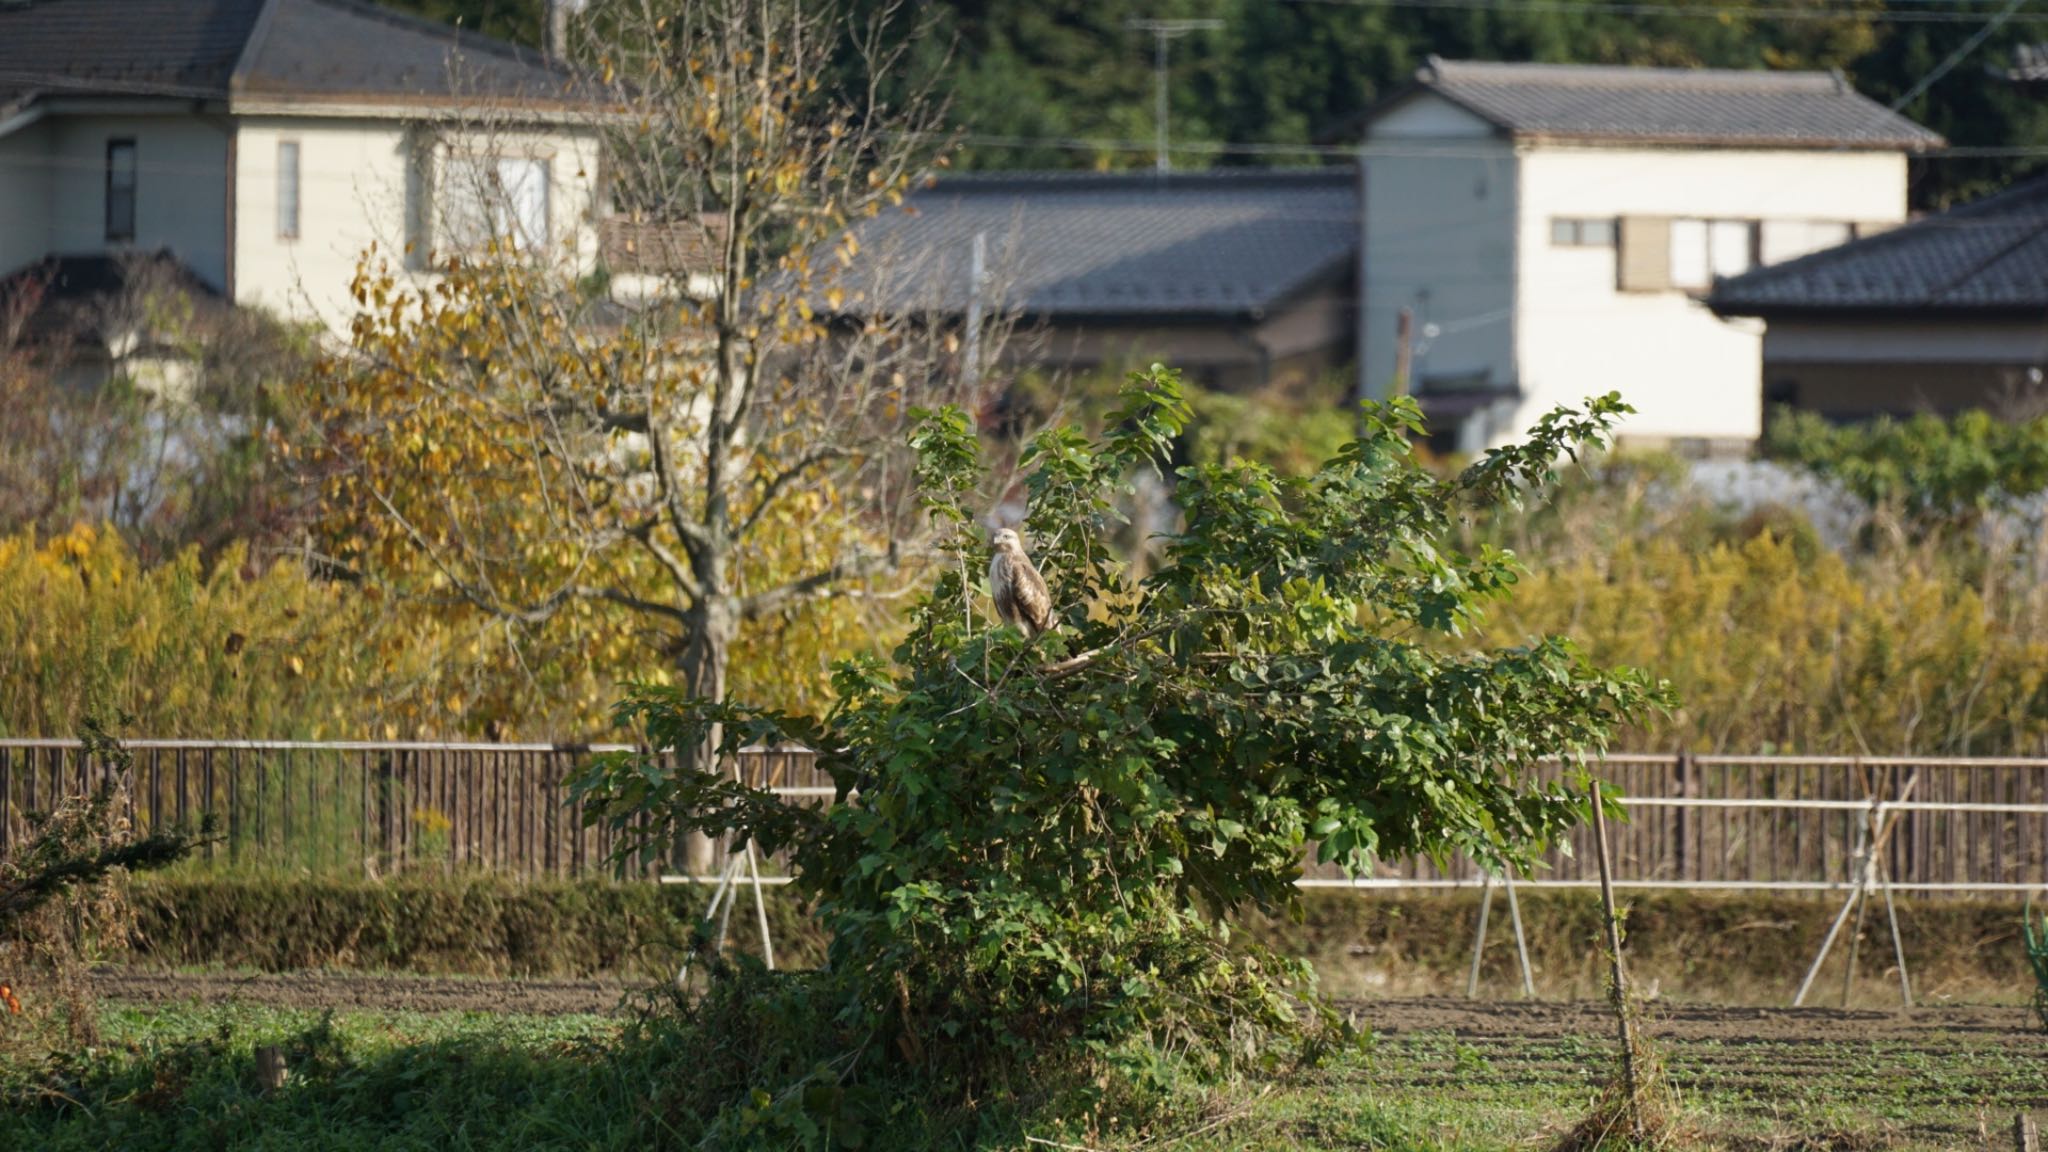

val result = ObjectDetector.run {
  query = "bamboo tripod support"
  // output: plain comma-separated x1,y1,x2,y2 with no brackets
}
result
674,757,780,990
1466,869,1537,998
1794,772,1918,1009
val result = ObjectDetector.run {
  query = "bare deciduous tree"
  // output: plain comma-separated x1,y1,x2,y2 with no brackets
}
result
316,0,1010,864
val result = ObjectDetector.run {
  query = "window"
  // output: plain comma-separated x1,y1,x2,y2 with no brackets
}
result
441,151,551,253
1760,220,1850,266
1550,217,1617,248
1669,218,1757,290
277,140,301,239
105,139,136,242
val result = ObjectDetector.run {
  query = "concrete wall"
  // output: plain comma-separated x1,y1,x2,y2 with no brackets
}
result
1760,318,2048,419
1513,146,1908,447
0,119,53,277
233,117,605,333
1360,132,1519,408
1765,360,2046,420
41,110,232,289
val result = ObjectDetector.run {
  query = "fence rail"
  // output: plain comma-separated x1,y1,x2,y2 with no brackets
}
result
3,742,2045,895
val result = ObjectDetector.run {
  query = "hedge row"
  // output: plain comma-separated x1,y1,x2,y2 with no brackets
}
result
127,875,826,978
126,876,2038,1005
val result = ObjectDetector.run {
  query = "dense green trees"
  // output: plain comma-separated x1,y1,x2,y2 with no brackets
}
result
387,1,2048,206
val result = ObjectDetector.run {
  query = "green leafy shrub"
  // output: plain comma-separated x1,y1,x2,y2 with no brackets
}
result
573,367,1660,1136
1763,406,2048,533
124,874,821,976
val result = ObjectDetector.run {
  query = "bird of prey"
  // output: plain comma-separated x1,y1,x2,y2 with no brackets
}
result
989,528,1055,639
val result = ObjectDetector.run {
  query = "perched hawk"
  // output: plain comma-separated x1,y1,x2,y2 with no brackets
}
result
989,528,1055,639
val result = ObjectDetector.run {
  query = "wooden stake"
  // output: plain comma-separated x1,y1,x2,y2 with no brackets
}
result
1591,780,1642,1138
2016,1112,2040,1152
254,1046,288,1093
1391,307,1415,400
1504,869,1536,999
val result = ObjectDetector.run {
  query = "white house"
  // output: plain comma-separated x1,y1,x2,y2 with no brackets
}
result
1359,58,1943,453
0,0,608,337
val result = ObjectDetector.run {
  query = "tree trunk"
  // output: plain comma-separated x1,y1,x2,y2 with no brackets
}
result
677,597,736,877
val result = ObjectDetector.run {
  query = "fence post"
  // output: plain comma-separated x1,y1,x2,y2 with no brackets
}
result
1675,750,1692,881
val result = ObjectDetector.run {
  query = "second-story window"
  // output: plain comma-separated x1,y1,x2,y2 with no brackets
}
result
1669,218,1757,289
1550,217,1616,247
105,139,137,242
278,140,301,239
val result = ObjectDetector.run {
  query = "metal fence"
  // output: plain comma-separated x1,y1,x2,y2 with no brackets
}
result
2,741,2045,895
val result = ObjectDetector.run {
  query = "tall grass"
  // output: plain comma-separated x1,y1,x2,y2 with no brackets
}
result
1475,457,2048,756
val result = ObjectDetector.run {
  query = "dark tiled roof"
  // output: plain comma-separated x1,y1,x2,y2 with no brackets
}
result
827,169,1358,320
1394,57,1943,150
236,0,581,107
0,0,581,111
0,251,221,344
1711,174,2048,316
0,0,266,107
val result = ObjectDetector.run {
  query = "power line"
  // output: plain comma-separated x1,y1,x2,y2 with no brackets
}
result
1264,0,2048,24
1888,0,2031,110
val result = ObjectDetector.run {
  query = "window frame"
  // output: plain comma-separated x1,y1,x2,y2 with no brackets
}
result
1668,217,1759,292
1549,216,1617,249
277,139,302,240
436,145,554,257
105,138,137,243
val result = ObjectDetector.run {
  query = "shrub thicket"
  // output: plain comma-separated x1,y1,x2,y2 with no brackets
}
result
573,368,1658,1141
0,725,207,1067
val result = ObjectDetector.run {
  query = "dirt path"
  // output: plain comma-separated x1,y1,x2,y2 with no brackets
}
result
93,970,2037,1046
92,969,641,1016
1347,994,2036,1045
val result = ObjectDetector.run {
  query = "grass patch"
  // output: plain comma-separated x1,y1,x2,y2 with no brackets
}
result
3,998,2039,1150
0,1002,650,1151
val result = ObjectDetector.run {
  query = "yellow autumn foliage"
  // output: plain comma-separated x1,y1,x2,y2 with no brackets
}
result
308,255,906,734
1486,531,2048,755
0,525,389,738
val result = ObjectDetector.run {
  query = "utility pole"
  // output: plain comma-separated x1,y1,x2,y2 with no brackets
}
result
1391,306,1414,399
963,231,987,393
547,0,587,60
1127,19,1221,173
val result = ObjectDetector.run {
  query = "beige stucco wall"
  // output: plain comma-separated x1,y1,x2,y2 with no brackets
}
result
232,116,605,334
1514,146,1908,446
40,110,232,288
